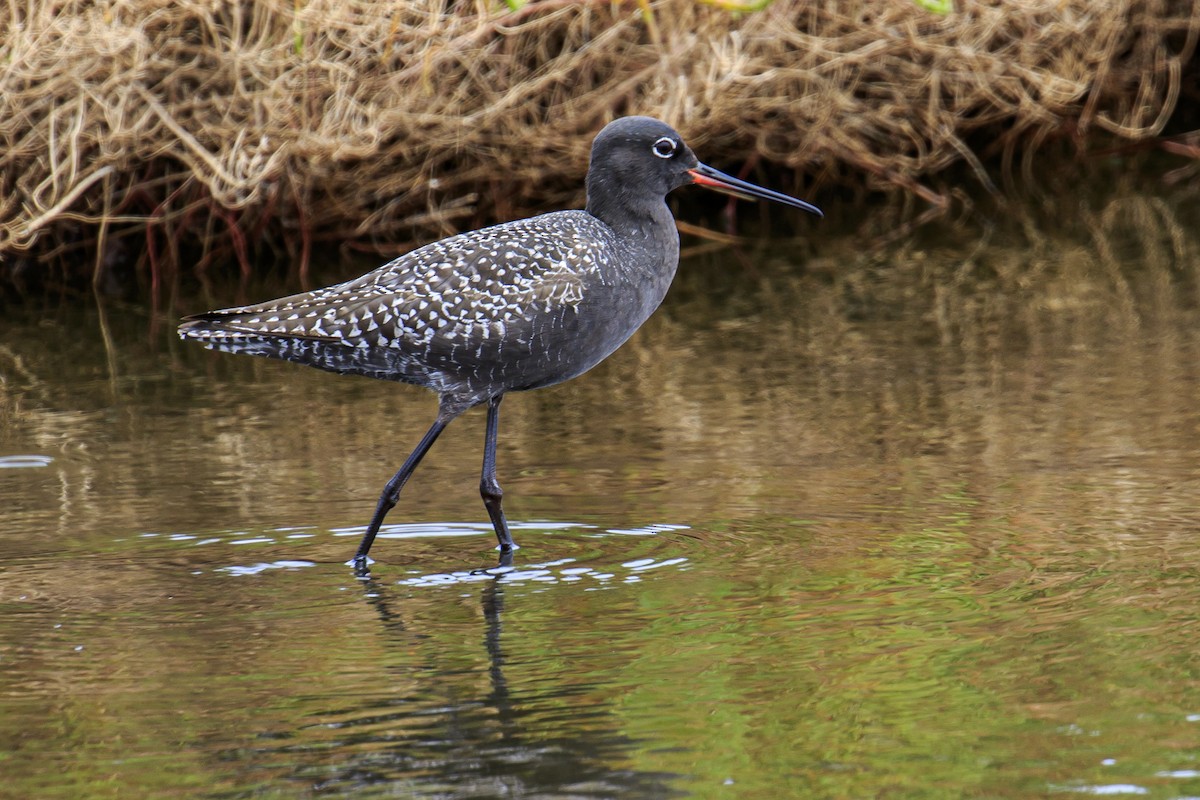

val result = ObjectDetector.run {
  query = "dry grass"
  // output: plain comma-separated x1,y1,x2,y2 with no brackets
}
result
1,0,1197,283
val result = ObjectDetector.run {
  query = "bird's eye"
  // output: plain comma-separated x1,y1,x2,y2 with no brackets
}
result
651,137,677,159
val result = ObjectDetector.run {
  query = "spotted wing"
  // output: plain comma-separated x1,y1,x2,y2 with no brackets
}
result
179,211,618,393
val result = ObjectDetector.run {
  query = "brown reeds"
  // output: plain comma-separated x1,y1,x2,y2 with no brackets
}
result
1,0,1196,283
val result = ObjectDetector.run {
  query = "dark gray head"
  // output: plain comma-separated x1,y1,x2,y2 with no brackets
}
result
584,117,697,227
584,115,822,229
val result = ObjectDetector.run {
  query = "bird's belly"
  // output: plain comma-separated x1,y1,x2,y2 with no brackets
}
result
494,280,666,392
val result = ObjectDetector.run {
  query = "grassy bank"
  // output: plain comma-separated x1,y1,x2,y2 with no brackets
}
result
1,0,1197,286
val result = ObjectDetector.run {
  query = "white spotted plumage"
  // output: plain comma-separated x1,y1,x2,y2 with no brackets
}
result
179,209,672,407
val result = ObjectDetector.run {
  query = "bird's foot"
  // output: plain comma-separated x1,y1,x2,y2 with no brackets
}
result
348,554,374,577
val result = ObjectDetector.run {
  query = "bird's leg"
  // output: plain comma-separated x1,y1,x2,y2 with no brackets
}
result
480,395,517,553
352,411,453,574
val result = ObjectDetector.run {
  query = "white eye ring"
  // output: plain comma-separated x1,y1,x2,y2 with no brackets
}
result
652,137,677,159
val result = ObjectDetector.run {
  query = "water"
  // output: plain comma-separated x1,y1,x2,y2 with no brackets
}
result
3,184,1200,798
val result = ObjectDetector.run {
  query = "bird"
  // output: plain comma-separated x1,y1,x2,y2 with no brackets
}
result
178,115,822,573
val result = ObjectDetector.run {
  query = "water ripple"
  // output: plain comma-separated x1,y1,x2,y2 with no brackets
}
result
393,554,689,590
0,454,53,469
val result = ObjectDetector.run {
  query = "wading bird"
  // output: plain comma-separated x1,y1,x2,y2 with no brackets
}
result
179,116,821,572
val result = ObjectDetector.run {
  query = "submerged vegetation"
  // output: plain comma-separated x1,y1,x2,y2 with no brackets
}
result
0,0,1197,286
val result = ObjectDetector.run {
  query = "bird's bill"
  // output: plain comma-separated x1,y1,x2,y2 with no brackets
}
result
688,163,823,217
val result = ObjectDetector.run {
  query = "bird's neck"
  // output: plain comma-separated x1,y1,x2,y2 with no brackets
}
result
586,190,675,242
585,168,678,235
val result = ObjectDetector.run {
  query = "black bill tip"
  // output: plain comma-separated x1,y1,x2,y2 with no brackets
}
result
688,163,822,218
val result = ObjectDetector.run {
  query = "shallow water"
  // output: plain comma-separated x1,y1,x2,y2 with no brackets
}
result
3,183,1200,798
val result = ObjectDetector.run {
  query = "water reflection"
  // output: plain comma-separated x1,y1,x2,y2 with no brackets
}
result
240,553,687,799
